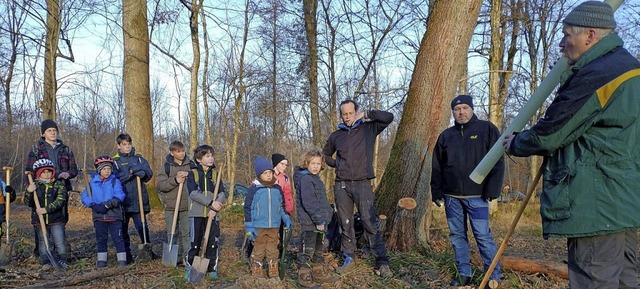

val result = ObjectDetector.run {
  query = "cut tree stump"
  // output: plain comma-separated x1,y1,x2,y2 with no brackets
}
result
500,256,568,279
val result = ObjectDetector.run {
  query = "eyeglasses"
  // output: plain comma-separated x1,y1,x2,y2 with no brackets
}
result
279,162,289,167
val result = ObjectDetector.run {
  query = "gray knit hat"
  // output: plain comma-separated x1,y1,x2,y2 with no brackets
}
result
563,1,616,29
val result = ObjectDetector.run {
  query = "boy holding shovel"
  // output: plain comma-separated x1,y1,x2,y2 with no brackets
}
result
157,141,192,266
185,145,225,280
113,133,155,264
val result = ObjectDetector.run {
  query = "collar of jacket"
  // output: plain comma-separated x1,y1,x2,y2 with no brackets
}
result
453,114,479,129
562,33,623,84
166,153,191,165
115,147,137,158
338,119,364,131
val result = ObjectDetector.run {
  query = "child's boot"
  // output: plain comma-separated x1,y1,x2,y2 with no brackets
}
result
267,259,279,279
251,261,266,278
97,252,108,269
312,263,340,283
297,265,317,288
117,252,128,268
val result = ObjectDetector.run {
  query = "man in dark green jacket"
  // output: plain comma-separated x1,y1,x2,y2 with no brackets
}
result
504,2,640,288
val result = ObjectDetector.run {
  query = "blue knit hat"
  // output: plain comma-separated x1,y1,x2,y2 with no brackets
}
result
254,156,273,178
563,1,616,29
451,95,474,110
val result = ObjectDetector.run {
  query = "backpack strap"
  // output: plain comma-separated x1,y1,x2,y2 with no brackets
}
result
165,162,171,176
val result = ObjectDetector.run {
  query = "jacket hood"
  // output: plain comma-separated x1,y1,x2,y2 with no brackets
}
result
165,153,191,166
293,166,310,180
116,147,137,158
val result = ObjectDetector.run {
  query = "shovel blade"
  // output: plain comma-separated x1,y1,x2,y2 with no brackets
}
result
162,242,179,267
0,243,11,266
278,260,286,280
188,256,210,284
45,249,62,270
137,243,153,262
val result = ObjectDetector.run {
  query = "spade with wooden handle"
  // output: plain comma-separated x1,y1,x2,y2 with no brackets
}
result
0,166,13,265
162,181,183,267
27,174,62,270
136,175,153,261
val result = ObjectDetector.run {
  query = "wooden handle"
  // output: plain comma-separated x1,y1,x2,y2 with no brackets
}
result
27,174,51,251
169,182,183,238
4,166,12,244
82,169,92,198
136,176,148,244
199,213,214,258
211,163,224,202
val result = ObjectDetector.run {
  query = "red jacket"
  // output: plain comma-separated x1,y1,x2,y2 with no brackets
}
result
274,171,294,215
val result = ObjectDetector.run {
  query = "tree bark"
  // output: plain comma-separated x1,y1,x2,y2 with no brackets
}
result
501,256,568,279
375,0,482,251
42,0,61,120
488,0,505,129
304,0,321,148
123,0,154,181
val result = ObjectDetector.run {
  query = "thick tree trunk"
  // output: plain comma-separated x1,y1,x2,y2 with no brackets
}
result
488,0,505,128
122,0,154,181
501,256,568,279
304,0,321,148
42,0,61,120
375,0,482,251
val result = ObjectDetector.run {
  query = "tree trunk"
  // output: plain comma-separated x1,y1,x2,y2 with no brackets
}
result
375,0,482,251
304,0,321,148
122,0,154,181
501,256,568,279
488,0,505,128
187,0,201,153
200,2,212,146
43,0,61,120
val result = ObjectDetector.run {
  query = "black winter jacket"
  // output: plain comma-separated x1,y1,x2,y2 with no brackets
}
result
113,148,153,213
25,180,68,225
323,110,394,181
430,114,504,201
293,167,333,231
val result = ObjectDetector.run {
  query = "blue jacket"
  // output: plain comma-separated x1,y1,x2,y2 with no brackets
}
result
244,180,288,229
81,173,125,222
294,167,332,231
0,180,16,223
113,147,153,213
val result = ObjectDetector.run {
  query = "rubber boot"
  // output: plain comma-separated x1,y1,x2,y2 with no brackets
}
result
267,260,279,279
298,266,317,288
251,261,266,278
312,263,340,283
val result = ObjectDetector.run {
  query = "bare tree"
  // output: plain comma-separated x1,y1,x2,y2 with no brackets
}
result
303,0,321,147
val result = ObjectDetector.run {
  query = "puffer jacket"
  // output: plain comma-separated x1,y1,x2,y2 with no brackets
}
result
113,147,153,213
244,180,288,229
293,167,332,231
25,180,68,225
81,173,125,222
187,162,226,218
156,154,192,212
509,33,640,238
25,138,78,192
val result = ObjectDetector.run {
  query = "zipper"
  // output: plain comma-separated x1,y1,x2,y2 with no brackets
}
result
44,185,49,224
203,170,207,217
268,188,272,225
460,124,464,137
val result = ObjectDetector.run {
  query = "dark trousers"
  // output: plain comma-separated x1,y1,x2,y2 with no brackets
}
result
187,217,220,272
297,230,325,265
568,230,638,289
95,221,126,253
122,212,151,256
334,180,388,266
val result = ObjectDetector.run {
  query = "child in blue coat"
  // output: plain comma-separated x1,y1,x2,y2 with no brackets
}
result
81,155,127,268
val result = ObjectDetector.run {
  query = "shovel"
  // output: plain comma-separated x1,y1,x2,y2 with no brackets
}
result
27,174,62,270
0,166,13,265
278,228,290,280
239,232,249,262
162,182,183,267
189,163,224,284
136,176,153,262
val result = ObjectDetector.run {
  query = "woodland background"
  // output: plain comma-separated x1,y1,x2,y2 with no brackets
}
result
1,0,639,251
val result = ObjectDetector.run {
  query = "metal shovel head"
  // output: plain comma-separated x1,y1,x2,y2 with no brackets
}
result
137,243,153,262
0,242,11,266
45,249,63,270
162,242,178,267
188,256,209,284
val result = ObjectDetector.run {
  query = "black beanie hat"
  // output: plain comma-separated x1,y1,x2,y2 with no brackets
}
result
450,95,474,110
271,153,287,167
41,119,58,134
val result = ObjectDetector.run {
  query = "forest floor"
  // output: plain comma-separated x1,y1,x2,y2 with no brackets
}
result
0,193,573,289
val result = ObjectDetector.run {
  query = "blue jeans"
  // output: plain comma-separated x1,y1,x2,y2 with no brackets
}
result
445,196,500,280
36,223,67,264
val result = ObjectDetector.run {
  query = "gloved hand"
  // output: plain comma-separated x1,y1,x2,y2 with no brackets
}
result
244,222,258,241
481,196,495,203
92,203,109,214
133,169,146,178
58,172,70,179
283,215,292,230
105,197,121,209
4,185,14,195
433,198,444,207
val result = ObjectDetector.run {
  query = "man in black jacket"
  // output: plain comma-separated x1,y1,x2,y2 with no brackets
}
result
431,95,504,288
323,99,393,278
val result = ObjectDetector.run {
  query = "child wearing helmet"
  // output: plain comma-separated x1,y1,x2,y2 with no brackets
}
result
81,155,127,268
24,158,69,269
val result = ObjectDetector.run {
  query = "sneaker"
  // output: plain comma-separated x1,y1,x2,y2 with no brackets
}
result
41,264,53,271
97,261,108,269
335,253,355,274
117,261,128,268
207,271,218,280
374,264,392,278
58,260,69,270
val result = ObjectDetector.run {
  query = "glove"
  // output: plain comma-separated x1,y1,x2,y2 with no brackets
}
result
283,215,292,230
4,185,14,195
92,203,109,214
58,172,70,179
105,197,120,209
433,198,444,207
481,196,495,202
134,169,146,178
245,222,258,241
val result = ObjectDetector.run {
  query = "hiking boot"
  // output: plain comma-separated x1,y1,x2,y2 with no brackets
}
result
335,253,355,274
117,261,128,268
267,260,279,279
312,263,339,283
207,271,219,280
298,266,317,288
374,264,392,278
450,276,472,286
97,261,108,269
41,264,53,271
58,260,69,270
251,261,266,278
